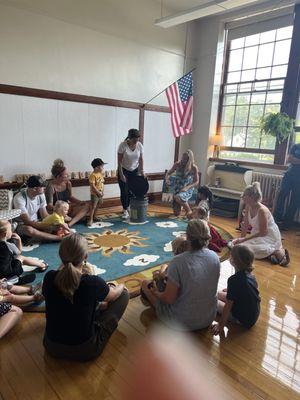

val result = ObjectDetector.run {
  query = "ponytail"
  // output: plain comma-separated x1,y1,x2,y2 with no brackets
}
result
54,233,88,302
54,262,82,303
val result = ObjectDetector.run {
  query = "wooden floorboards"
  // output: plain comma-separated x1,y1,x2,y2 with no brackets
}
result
0,205,299,400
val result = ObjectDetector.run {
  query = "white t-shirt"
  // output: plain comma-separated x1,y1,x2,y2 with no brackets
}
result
118,141,143,171
13,190,47,222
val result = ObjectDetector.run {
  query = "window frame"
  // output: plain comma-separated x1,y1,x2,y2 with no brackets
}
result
216,5,300,165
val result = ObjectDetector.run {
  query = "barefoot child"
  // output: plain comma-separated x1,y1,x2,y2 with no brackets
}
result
0,220,47,279
211,245,261,335
88,158,106,226
42,200,70,236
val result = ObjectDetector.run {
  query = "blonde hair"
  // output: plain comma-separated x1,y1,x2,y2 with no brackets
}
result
54,234,88,302
186,219,211,251
54,200,69,214
231,245,254,273
193,206,208,221
0,219,9,238
180,149,195,176
243,182,262,202
172,237,189,255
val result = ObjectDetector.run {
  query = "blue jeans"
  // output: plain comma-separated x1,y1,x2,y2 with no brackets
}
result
274,169,300,226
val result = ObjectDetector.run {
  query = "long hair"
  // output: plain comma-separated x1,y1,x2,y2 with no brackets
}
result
186,219,211,251
198,185,213,209
54,234,88,302
179,149,194,176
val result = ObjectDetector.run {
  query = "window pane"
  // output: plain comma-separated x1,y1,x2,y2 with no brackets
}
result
219,150,274,163
243,46,258,69
271,65,288,78
273,39,291,65
228,48,243,71
264,103,280,115
239,83,252,92
248,104,264,125
234,105,249,126
223,94,236,105
266,91,282,104
220,126,233,146
225,84,238,93
254,81,268,91
246,128,261,148
260,30,276,44
222,106,235,125
296,102,300,127
255,67,271,80
245,34,259,47
251,93,266,104
241,69,255,82
276,26,293,40
232,127,246,146
231,37,245,49
257,43,274,67
237,94,250,105
269,79,284,90
260,134,276,149
227,71,241,83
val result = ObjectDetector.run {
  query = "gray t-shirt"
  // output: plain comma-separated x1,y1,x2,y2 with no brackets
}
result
156,248,220,330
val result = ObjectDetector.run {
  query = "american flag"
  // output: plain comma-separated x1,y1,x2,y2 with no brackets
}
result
166,72,193,138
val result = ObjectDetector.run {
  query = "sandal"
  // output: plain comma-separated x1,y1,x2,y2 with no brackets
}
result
270,255,279,264
38,262,48,272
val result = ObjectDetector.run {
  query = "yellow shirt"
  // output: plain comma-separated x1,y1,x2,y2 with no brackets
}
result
89,171,104,195
42,212,65,226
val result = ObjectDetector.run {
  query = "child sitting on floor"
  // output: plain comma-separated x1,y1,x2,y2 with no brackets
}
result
196,185,213,216
88,158,106,226
0,219,47,280
211,245,261,335
42,200,70,236
192,206,227,253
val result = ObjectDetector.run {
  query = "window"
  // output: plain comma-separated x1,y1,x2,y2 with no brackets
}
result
218,26,293,163
295,99,300,144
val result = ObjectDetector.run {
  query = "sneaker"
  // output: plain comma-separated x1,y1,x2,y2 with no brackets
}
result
122,210,130,219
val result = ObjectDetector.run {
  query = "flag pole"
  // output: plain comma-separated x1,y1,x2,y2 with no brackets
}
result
141,67,196,107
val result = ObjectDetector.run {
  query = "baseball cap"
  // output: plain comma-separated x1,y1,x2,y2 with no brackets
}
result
127,129,140,139
91,158,107,168
26,175,47,188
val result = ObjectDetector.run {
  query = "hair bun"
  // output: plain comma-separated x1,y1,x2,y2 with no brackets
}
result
51,159,66,178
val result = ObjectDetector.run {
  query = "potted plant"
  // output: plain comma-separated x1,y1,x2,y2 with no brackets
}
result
260,112,294,143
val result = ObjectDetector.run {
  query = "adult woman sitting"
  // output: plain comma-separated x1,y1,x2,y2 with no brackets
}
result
232,182,289,266
118,129,144,219
46,159,89,227
165,150,199,218
141,219,220,330
42,234,129,361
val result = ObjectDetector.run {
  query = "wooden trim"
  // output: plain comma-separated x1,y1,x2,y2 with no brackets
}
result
216,34,230,136
209,157,288,171
0,172,166,190
221,146,275,155
138,107,145,143
0,83,170,113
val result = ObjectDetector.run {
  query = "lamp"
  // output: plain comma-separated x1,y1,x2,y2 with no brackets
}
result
209,134,224,158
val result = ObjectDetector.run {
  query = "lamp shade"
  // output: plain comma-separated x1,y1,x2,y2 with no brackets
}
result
209,134,224,146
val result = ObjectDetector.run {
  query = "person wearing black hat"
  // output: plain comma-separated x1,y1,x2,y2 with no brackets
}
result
88,158,106,226
13,175,63,242
117,128,145,219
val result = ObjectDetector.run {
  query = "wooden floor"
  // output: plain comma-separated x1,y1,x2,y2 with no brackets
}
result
0,205,299,400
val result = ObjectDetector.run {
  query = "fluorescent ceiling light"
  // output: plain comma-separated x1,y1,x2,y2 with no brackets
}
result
155,0,262,27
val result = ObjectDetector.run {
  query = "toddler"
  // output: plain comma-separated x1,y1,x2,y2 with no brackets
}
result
212,245,261,334
42,200,70,236
88,158,106,226
0,219,47,280
196,186,213,216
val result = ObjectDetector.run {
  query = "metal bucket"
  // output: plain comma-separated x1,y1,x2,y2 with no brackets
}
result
129,197,148,223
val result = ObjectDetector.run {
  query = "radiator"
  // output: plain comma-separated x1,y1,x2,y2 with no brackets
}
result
252,171,300,222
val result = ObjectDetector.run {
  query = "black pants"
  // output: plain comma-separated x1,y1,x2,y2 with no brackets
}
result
118,167,138,210
43,289,130,362
274,170,300,226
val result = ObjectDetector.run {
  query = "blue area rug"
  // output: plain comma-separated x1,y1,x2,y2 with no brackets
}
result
22,212,190,284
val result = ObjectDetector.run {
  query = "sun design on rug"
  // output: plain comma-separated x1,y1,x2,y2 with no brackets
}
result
85,229,148,257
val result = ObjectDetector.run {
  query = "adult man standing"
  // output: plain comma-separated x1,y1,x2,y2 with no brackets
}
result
274,143,300,230
13,176,63,242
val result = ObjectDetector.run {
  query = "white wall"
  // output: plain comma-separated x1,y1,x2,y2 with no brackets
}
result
0,1,188,105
